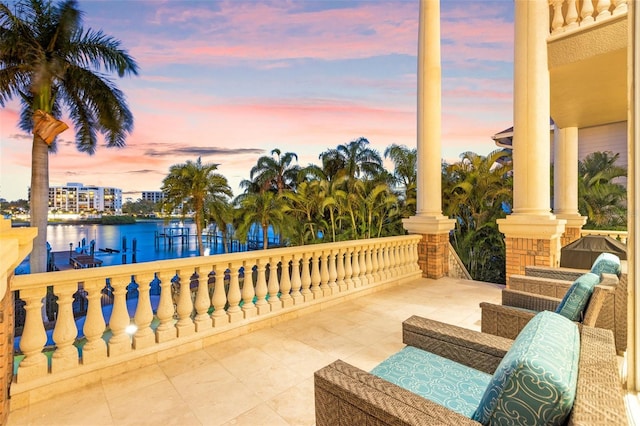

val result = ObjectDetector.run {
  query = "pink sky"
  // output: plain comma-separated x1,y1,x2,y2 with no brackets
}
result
0,0,514,201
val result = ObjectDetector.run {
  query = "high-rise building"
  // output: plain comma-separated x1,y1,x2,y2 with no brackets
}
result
141,191,165,203
41,182,123,214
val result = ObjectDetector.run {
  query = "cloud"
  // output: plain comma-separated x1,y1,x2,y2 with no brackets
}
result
144,146,265,157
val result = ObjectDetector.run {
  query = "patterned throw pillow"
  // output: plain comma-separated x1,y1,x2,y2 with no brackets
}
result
555,272,601,321
472,311,579,425
590,252,621,276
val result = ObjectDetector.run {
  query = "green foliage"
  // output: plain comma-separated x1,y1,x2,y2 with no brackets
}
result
100,215,136,225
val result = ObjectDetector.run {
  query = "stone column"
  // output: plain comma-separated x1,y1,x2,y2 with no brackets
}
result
497,0,565,282
403,0,455,279
553,125,587,247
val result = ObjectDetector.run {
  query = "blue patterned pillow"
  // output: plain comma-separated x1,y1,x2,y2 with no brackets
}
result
590,252,621,276
555,272,600,321
472,311,579,425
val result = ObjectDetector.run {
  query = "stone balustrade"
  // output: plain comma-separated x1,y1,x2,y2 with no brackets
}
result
549,0,627,36
10,235,421,407
581,229,628,244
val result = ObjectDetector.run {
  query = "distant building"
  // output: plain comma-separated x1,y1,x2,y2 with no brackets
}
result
40,182,123,214
141,191,165,203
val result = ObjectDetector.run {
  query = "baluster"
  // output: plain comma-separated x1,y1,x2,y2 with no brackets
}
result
133,273,155,348
398,242,408,275
389,243,398,277
336,248,347,291
254,259,268,315
358,246,368,285
51,282,79,373
175,270,196,336
365,245,374,284
108,275,133,356
612,0,627,15
351,248,361,287
290,254,304,304
241,261,258,318
319,251,331,296
192,269,212,332
310,252,322,298
268,259,282,311
81,279,107,364
300,253,313,301
596,0,612,20
227,262,243,322
565,0,579,29
384,243,392,279
328,249,338,295
378,243,388,280
551,0,565,34
155,271,177,341
581,0,595,25
280,256,294,308
211,266,229,327
16,287,48,382
371,244,381,281
344,247,354,289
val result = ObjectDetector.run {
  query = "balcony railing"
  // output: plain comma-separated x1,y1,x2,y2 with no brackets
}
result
549,0,628,36
581,229,628,244
10,235,421,404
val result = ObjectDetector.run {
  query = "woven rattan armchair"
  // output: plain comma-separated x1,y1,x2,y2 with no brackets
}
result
524,265,627,353
314,315,627,425
480,276,616,340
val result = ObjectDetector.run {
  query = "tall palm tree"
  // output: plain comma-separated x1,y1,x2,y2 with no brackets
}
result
384,144,417,217
0,0,138,272
161,158,232,256
318,137,383,183
578,151,627,228
234,191,290,250
281,180,325,244
248,148,301,194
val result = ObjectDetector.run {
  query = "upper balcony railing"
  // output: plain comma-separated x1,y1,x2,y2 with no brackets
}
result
10,235,421,405
549,0,628,36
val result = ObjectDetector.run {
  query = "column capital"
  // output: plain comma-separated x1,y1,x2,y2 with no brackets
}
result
497,214,566,239
403,215,455,235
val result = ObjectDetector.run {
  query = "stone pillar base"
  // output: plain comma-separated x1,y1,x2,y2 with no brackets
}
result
403,216,455,279
555,214,587,248
498,214,566,284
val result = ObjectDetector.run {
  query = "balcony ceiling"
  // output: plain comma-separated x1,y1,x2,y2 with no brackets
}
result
548,16,628,129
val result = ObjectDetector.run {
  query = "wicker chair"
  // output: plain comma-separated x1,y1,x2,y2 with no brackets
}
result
480,275,617,341
315,315,627,425
524,265,628,353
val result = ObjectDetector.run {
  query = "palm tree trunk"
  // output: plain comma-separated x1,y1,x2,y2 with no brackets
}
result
29,136,49,273
262,223,269,250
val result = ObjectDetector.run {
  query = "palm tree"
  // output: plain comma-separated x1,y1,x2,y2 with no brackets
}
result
318,137,383,183
578,151,627,228
384,144,417,216
234,191,290,250
247,148,301,194
281,180,325,244
0,0,138,272
161,158,232,256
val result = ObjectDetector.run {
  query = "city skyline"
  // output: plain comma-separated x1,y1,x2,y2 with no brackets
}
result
0,0,515,201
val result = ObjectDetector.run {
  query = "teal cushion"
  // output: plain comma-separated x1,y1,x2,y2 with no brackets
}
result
473,311,579,425
590,252,621,276
555,272,600,321
371,345,491,418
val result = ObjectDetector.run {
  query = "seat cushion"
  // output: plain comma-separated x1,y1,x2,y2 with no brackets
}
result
371,345,491,418
555,272,600,321
473,311,579,425
590,252,621,276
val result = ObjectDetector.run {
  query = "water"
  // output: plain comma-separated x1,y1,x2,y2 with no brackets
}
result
16,220,250,274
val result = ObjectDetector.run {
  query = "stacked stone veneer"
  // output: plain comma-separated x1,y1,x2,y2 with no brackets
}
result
0,288,13,424
504,236,561,283
417,233,450,279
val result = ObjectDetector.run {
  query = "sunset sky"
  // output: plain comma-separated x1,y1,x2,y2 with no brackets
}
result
0,0,515,202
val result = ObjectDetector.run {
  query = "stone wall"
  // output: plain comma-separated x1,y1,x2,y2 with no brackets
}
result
417,233,450,279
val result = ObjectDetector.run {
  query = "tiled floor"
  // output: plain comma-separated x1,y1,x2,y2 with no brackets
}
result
7,277,502,426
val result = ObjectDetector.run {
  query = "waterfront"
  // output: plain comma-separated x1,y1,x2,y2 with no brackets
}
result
15,220,245,274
